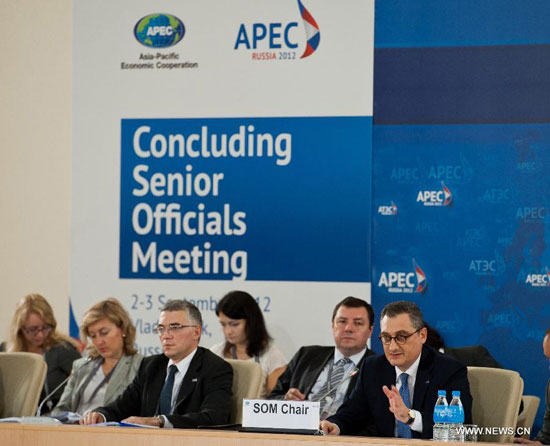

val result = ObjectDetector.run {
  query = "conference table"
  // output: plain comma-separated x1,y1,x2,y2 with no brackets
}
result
0,423,507,446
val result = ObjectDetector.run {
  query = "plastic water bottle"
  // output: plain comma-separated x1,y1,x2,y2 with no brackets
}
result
433,390,449,441
448,390,465,442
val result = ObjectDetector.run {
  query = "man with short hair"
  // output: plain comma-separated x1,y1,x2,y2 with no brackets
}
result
320,300,472,439
81,300,232,428
269,297,375,420
514,329,550,445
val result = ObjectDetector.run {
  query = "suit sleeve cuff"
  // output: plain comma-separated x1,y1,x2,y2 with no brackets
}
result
162,415,174,429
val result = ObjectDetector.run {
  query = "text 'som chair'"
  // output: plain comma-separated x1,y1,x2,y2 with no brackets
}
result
0,352,47,417
467,366,524,443
226,359,263,424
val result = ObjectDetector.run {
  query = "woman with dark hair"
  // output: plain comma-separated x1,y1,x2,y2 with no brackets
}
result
211,291,286,397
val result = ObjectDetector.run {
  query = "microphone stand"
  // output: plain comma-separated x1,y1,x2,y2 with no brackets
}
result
36,357,92,416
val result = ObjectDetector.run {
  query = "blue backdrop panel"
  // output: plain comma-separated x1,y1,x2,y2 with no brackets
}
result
374,45,550,124
120,116,372,282
374,0,550,434
372,123,550,432
375,0,550,48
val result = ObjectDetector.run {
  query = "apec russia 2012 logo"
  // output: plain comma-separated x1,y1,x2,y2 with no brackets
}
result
525,267,550,287
134,13,185,48
416,181,453,207
378,259,427,294
234,0,320,61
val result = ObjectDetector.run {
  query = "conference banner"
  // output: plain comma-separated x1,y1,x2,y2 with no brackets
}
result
72,0,374,356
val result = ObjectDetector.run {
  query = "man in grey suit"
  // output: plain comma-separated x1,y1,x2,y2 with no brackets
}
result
269,296,375,420
515,329,550,445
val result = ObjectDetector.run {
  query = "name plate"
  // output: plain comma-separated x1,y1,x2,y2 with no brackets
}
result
242,399,320,430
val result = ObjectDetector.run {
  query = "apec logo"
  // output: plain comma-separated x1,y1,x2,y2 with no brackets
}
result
234,0,320,60
390,167,419,184
468,251,505,276
377,201,397,216
486,310,520,329
516,207,548,222
435,318,464,334
525,267,550,287
422,155,473,184
514,136,542,174
378,259,427,294
415,221,444,235
456,227,487,251
481,188,513,204
416,181,452,207
134,13,185,48
391,154,472,185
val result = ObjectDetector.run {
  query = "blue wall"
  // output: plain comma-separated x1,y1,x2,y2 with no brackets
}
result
372,0,550,434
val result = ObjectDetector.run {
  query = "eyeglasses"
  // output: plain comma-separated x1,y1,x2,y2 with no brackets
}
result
153,324,197,336
23,325,52,336
378,328,422,345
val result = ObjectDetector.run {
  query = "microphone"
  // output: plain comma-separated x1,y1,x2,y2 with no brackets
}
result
312,367,359,403
36,356,93,417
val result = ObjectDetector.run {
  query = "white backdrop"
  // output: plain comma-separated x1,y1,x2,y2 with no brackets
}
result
72,0,374,358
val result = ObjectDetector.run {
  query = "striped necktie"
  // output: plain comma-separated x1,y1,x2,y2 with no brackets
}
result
311,357,351,413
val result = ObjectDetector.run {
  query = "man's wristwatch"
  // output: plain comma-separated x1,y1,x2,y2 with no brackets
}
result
158,415,165,428
405,409,416,425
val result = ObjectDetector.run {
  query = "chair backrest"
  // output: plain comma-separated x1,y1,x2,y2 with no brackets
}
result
467,366,524,443
226,359,263,424
516,395,541,439
0,352,47,417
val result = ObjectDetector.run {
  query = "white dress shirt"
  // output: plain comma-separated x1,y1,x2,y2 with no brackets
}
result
394,351,423,434
309,347,366,417
161,348,198,428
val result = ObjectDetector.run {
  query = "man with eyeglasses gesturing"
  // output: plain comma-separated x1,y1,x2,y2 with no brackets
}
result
320,301,472,438
81,300,232,428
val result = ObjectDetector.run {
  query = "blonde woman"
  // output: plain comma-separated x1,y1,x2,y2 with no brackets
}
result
52,298,143,415
9,294,81,413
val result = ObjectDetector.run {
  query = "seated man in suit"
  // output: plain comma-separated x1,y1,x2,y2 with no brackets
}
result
514,329,550,445
81,300,233,428
425,324,503,368
268,296,375,420
321,300,472,439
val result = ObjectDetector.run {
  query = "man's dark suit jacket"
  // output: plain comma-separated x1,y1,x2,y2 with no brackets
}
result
327,345,473,439
268,345,375,400
444,345,502,368
95,347,233,428
535,379,550,444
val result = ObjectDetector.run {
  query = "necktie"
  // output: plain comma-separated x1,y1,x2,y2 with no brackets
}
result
311,357,351,414
397,372,412,438
158,365,177,415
